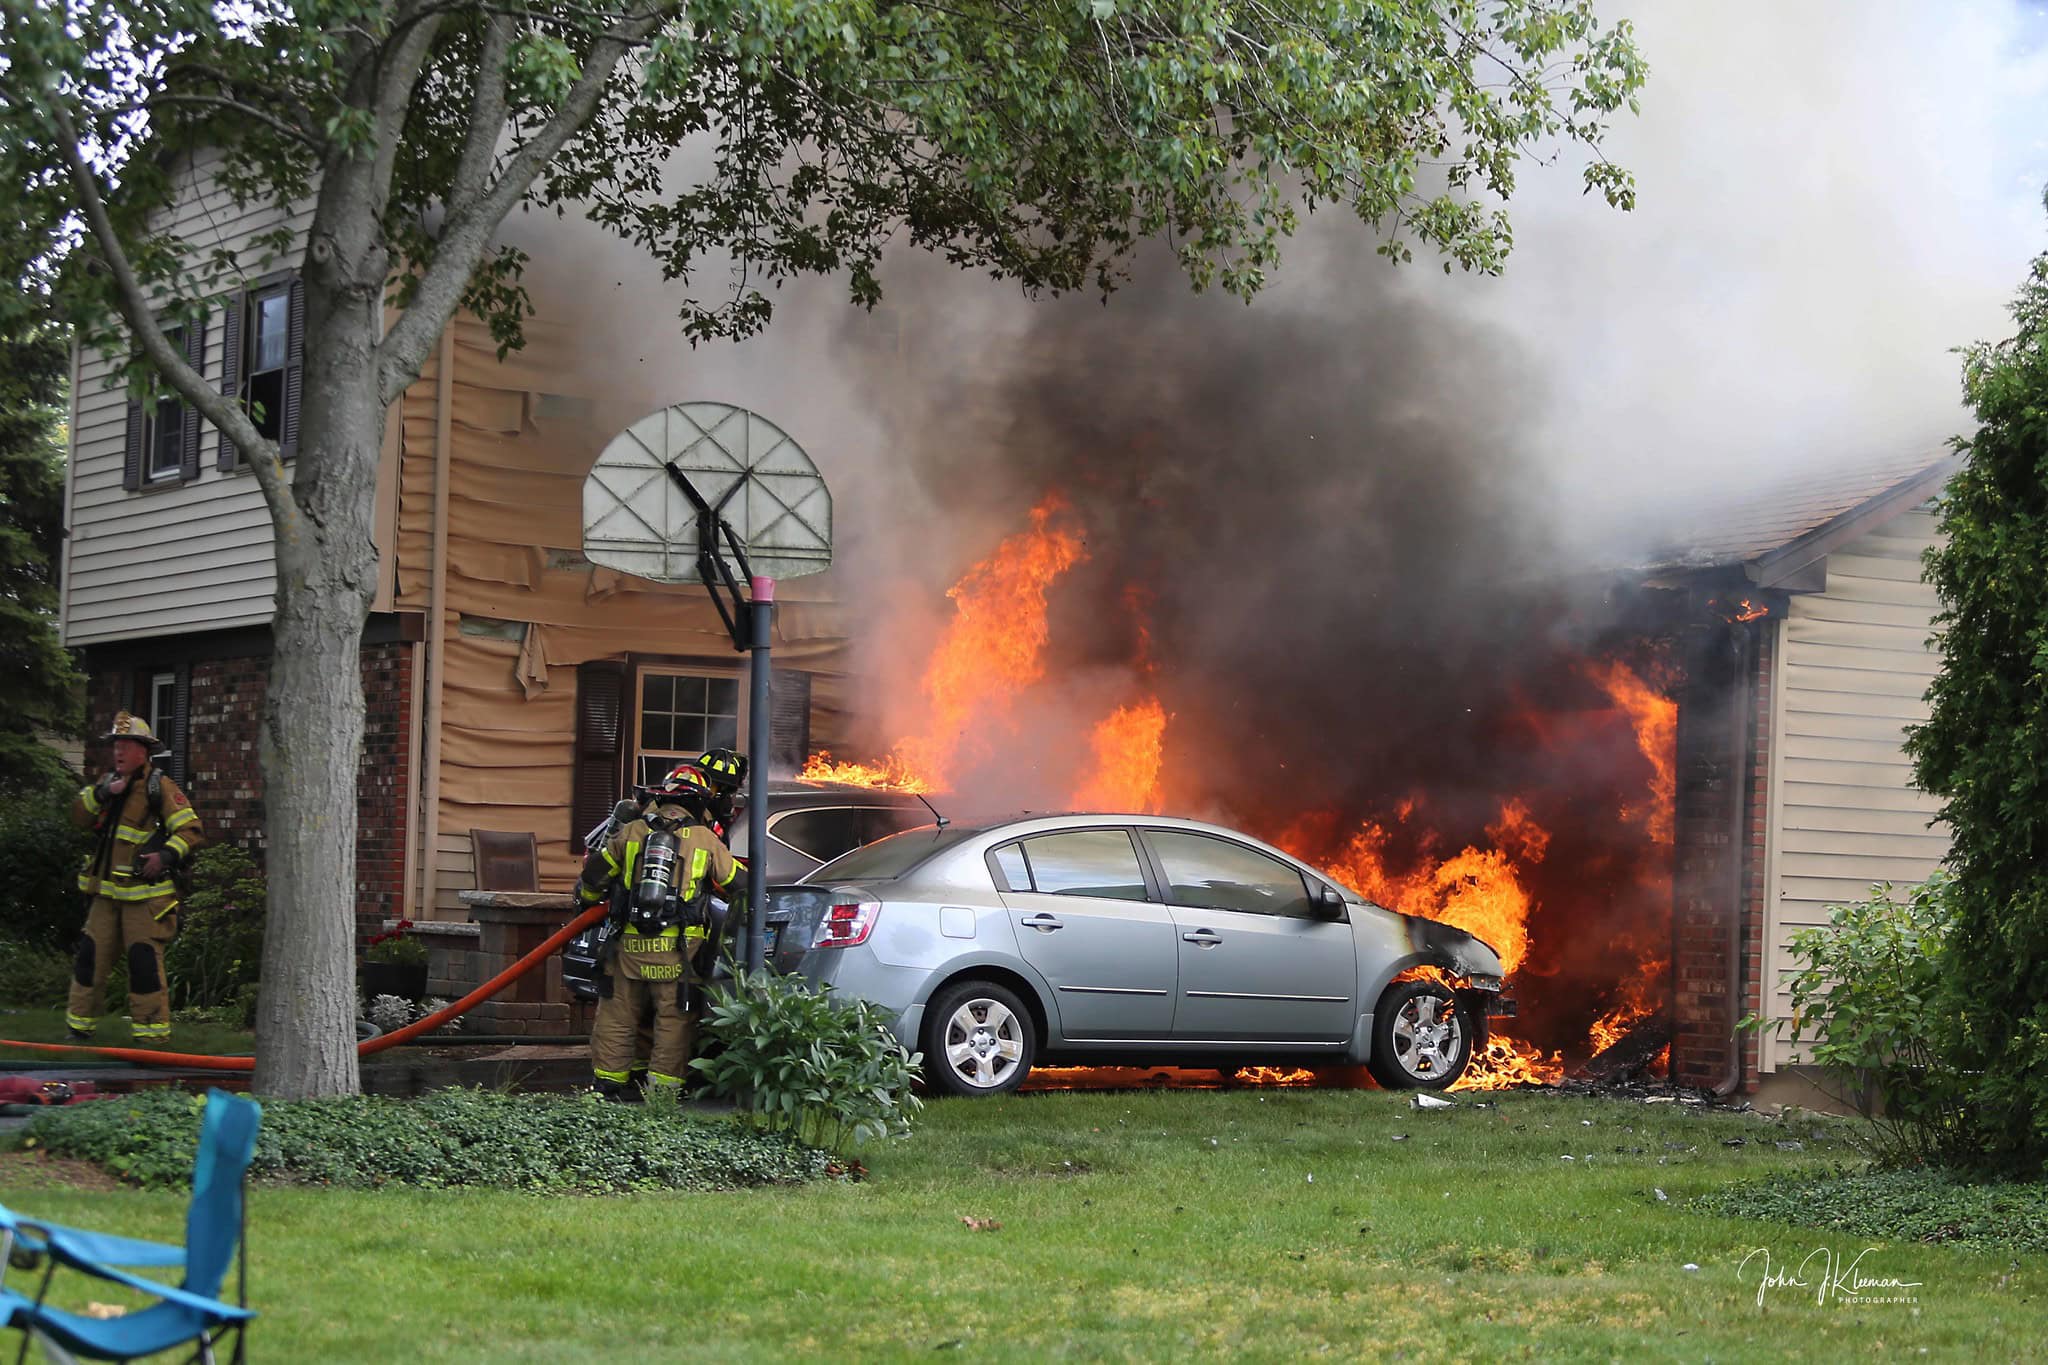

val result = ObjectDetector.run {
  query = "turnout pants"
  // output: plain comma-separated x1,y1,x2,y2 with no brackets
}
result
590,936,699,1097
68,896,178,1040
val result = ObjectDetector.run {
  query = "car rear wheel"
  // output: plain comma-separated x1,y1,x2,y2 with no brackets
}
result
1367,981,1471,1090
923,980,1034,1096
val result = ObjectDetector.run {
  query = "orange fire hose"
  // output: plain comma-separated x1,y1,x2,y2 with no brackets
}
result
0,904,610,1074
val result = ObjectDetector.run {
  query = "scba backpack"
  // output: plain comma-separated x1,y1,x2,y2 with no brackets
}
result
141,769,198,900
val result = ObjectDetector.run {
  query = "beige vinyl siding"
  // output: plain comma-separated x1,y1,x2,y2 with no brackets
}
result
62,151,314,647
1759,506,1949,1071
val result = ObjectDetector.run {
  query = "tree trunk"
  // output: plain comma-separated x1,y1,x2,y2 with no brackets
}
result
250,256,385,1098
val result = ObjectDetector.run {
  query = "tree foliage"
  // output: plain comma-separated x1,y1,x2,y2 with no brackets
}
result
0,316,83,795
0,0,1643,1096
1907,205,2048,1178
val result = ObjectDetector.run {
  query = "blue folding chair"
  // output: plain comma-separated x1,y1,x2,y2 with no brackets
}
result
0,1089,260,1364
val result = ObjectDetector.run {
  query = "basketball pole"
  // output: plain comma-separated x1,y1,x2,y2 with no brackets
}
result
746,576,775,973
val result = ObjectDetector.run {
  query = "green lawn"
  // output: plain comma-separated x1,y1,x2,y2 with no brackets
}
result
2,1088,2040,1361
0,1007,253,1057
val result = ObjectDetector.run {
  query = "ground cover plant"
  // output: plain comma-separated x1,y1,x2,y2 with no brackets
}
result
1697,1167,2048,1257
18,1088,826,1193
0,1087,2039,1361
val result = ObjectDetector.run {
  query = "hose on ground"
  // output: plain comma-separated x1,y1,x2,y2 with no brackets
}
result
0,904,610,1074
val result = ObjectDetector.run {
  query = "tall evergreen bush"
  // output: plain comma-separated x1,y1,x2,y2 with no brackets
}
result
1907,202,2048,1177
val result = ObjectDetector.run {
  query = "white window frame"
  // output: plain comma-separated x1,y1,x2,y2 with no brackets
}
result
142,323,189,483
147,671,177,742
631,664,745,790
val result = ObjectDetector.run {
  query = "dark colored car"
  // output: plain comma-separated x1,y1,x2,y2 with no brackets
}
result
558,779,936,1000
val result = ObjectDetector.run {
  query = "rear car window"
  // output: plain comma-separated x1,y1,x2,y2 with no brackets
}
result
1145,829,1313,918
771,807,861,862
1016,830,1150,901
805,822,966,882
859,805,931,843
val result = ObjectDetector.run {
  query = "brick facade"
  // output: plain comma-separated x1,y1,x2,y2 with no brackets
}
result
82,625,414,952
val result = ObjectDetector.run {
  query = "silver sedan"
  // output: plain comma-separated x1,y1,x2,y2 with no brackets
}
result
765,814,1512,1096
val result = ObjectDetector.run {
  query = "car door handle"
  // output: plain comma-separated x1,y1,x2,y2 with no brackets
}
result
1181,928,1222,947
1021,913,1063,933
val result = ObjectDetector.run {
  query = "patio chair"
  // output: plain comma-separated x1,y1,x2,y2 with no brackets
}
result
0,1088,261,1364
469,828,540,893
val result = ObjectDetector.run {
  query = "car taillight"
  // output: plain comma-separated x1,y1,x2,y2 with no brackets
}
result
814,901,879,949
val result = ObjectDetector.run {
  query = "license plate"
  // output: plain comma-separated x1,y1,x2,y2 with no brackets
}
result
763,924,782,961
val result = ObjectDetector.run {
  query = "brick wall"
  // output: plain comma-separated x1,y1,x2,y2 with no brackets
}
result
1739,622,1774,1091
81,630,414,949
1668,615,1766,1090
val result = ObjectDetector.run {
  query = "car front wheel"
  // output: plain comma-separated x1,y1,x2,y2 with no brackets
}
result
1366,981,1471,1090
923,980,1035,1096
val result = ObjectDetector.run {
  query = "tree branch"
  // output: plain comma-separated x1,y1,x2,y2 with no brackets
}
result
449,15,516,212
49,103,292,520
376,4,669,403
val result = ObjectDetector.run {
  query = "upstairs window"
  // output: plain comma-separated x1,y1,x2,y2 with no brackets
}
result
219,274,303,467
122,314,207,491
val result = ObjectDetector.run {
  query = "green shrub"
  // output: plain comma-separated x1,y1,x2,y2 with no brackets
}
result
1740,875,1971,1167
692,969,922,1154
0,779,92,950
0,938,70,1007
20,1087,830,1192
164,845,266,1011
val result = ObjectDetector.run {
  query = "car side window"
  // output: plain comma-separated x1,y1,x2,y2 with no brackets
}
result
989,842,1031,892
1145,830,1314,918
1016,830,1150,902
770,807,861,862
859,806,929,843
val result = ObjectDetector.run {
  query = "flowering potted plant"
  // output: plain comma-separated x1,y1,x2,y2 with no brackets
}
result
361,919,430,1001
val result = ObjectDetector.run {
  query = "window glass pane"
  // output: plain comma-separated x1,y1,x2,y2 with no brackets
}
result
642,674,671,711
254,292,288,373
637,756,670,789
707,677,739,713
641,714,673,752
673,676,707,712
148,675,176,739
247,370,284,440
808,824,981,883
1019,830,1149,901
989,843,1030,893
706,716,738,750
149,397,182,476
771,808,860,861
860,807,929,843
674,717,707,753
1147,831,1313,918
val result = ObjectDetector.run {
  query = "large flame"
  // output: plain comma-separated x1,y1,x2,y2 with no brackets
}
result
1070,698,1168,812
1587,660,1677,845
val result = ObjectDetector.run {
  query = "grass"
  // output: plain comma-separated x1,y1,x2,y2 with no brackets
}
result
1,1088,2042,1361
0,1006,253,1057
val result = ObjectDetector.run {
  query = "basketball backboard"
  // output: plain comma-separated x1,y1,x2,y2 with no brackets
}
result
581,402,832,583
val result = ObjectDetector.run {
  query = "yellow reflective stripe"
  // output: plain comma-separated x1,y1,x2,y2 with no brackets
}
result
151,900,177,921
593,1067,631,1084
623,840,641,885
79,880,177,902
114,824,154,844
684,846,709,898
647,1072,684,1087
166,835,192,859
599,847,620,874
683,925,707,942
65,1014,95,1033
79,787,101,815
132,1023,170,1039
164,807,198,832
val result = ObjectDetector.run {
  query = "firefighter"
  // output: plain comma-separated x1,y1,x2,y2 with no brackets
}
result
691,747,748,837
576,765,737,1102
68,712,205,1043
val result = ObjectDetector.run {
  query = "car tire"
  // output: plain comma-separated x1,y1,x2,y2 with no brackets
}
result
922,980,1035,1097
1366,981,1471,1090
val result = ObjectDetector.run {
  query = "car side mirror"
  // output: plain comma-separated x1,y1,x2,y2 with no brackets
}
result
1314,884,1346,918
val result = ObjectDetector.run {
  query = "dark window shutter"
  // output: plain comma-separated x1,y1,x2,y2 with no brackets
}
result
280,276,305,459
572,659,628,854
171,664,192,786
179,312,206,482
218,290,243,470
123,395,145,492
768,669,812,773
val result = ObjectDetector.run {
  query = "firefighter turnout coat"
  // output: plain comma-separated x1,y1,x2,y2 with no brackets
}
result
576,802,737,1096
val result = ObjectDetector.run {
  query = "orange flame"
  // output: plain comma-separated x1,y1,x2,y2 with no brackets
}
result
895,496,1086,789
798,750,933,793
1070,697,1169,812
1587,661,1677,844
